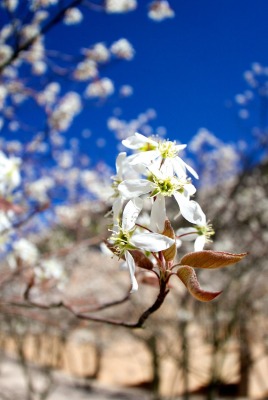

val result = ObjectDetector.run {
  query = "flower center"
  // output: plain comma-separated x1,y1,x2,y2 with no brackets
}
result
151,175,186,197
195,223,215,241
158,140,177,159
110,228,133,256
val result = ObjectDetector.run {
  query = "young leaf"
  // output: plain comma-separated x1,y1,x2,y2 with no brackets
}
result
129,249,154,270
177,265,222,302
161,219,177,262
180,250,247,269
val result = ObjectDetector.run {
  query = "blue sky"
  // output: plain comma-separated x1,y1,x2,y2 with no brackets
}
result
65,0,268,167
3,0,268,168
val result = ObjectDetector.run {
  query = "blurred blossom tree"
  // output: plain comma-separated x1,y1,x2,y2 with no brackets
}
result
0,0,175,251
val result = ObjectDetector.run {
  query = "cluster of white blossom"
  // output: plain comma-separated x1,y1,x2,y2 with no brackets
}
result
233,62,268,128
189,128,241,186
106,132,215,292
48,92,82,132
105,0,175,21
7,236,66,286
148,0,175,21
0,150,21,252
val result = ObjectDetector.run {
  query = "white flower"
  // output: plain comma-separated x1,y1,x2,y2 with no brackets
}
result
35,258,65,281
105,0,137,13
12,238,39,267
148,1,175,22
109,198,174,292
122,132,198,179
0,44,13,67
84,43,110,63
119,84,133,97
85,78,114,98
26,176,54,203
48,92,82,132
176,205,214,251
0,151,21,196
63,7,83,25
118,163,200,224
0,211,12,233
110,38,134,60
73,60,98,81
3,0,18,12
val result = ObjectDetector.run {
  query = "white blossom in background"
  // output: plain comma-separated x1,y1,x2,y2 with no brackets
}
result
119,84,133,97
0,85,8,109
48,92,82,132
105,0,137,13
26,176,54,204
0,211,12,234
148,1,175,21
0,151,21,196
37,82,60,106
7,238,39,269
3,0,18,12
73,60,98,81
20,24,40,46
110,38,134,60
35,258,65,283
30,0,58,11
34,10,49,23
0,44,13,67
84,42,110,63
0,24,13,42
63,8,83,25
23,38,45,64
85,77,114,98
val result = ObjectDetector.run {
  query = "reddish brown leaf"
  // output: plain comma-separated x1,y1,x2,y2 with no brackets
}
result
161,219,177,262
180,250,247,270
129,250,154,270
177,265,222,302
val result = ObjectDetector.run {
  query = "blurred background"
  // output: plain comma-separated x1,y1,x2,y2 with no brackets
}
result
0,1,268,399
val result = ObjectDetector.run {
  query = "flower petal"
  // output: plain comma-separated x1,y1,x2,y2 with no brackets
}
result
128,150,160,166
122,197,143,231
112,197,123,225
122,132,157,149
131,232,174,252
150,195,166,232
115,152,126,179
118,179,153,199
174,156,199,179
194,235,206,251
174,194,205,224
125,251,138,292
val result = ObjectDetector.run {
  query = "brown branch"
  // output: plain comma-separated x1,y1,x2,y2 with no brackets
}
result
0,0,84,74
14,274,170,329
65,279,170,329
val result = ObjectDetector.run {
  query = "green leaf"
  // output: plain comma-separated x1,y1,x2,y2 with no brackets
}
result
180,250,247,269
177,265,222,302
